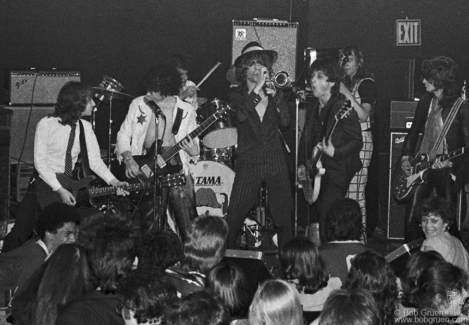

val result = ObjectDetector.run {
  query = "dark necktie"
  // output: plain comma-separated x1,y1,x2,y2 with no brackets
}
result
65,123,77,177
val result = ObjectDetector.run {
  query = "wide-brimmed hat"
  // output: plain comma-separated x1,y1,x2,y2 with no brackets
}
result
226,42,278,84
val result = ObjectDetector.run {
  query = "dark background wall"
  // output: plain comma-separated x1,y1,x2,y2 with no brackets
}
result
1,0,468,233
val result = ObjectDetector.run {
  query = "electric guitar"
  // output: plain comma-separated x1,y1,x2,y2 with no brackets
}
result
36,173,152,209
392,145,469,203
127,103,232,180
299,101,353,204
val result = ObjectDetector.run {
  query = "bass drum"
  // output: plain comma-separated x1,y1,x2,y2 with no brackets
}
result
191,161,234,218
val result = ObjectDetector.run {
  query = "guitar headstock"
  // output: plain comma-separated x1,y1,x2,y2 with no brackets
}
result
335,100,353,121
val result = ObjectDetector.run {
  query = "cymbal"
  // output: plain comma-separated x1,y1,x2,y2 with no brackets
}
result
93,87,135,100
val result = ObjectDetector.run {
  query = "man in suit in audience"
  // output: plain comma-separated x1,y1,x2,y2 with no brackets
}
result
0,202,80,294
319,198,370,284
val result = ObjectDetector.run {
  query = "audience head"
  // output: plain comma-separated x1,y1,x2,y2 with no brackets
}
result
417,197,454,239
280,236,329,294
35,202,80,253
249,279,303,325
309,57,341,96
345,250,398,322
401,250,445,307
163,289,230,325
12,243,93,325
206,262,250,318
141,64,181,97
137,230,183,271
318,288,381,325
181,215,228,275
86,214,136,293
54,81,93,125
415,262,468,315
421,56,459,98
325,198,363,242
118,268,177,325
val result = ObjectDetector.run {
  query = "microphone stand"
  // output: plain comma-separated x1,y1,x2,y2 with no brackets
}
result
152,112,165,232
294,97,300,236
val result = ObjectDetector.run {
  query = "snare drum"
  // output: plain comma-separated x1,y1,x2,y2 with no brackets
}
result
191,161,235,217
197,99,237,149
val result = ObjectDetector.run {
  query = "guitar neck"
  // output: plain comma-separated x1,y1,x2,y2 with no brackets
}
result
158,113,219,164
88,182,150,198
419,146,468,171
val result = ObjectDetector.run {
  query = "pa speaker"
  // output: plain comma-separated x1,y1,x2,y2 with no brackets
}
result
9,106,55,164
231,20,298,81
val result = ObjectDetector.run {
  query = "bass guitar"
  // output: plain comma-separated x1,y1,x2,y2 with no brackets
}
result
129,103,233,180
299,101,353,204
392,145,469,203
36,173,152,209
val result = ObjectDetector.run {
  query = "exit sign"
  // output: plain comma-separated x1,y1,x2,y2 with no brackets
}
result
396,19,421,46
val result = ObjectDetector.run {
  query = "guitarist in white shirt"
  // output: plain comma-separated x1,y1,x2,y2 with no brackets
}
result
116,65,199,241
399,56,469,242
298,58,362,243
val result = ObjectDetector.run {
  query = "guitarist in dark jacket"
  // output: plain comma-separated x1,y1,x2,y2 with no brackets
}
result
399,56,469,242
298,58,362,243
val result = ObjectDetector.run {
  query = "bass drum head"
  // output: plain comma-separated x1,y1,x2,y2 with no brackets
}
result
191,161,235,218
202,127,238,149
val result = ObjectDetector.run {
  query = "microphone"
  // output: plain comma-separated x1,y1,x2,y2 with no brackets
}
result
144,97,165,117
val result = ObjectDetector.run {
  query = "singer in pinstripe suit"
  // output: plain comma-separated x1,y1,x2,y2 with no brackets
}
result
226,42,293,250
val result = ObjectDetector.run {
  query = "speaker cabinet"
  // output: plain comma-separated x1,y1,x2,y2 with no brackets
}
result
6,70,81,105
9,106,55,164
387,132,408,239
231,20,298,81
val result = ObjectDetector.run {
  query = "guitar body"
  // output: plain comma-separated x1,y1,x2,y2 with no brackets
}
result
36,174,96,209
300,148,326,204
392,154,429,203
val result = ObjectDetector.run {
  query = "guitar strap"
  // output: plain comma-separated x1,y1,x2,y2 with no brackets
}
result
79,120,91,177
172,107,183,135
428,97,464,159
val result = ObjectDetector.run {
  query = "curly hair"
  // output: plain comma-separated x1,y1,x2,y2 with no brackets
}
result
35,202,80,241
309,57,342,96
53,81,92,126
421,56,460,105
319,289,381,325
345,250,399,324
325,198,363,241
118,268,177,324
234,51,274,87
400,250,445,308
280,237,329,294
181,215,228,275
416,197,454,229
140,64,181,97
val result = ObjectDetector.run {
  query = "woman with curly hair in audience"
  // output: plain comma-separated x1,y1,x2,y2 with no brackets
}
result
11,244,93,325
280,236,341,317
344,250,399,324
249,279,303,325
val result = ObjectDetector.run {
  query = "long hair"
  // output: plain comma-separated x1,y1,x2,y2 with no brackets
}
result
401,251,445,308
53,81,92,126
415,262,469,311
206,262,250,318
309,58,341,96
319,289,381,325
249,279,303,325
345,250,398,324
181,215,228,275
325,198,362,241
421,56,460,105
280,237,329,294
234,51,274,88
12,244,93,325
340,45,370,90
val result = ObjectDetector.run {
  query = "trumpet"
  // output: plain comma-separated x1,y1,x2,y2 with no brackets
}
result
267,71,291,89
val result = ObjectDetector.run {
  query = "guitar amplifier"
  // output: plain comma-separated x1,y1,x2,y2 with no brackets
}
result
390,101,418,129
5,69,81,105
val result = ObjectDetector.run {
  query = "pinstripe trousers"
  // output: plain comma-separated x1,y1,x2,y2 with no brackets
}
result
227,151,293,249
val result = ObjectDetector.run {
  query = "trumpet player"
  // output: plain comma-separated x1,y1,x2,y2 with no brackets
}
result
225,41,293,251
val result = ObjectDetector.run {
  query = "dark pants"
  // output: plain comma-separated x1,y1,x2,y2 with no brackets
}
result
227,153,293,250
315,174,349,243
405,169,456,242
139,174,197,243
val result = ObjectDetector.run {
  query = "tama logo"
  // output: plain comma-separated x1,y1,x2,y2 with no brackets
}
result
196,176,221,186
